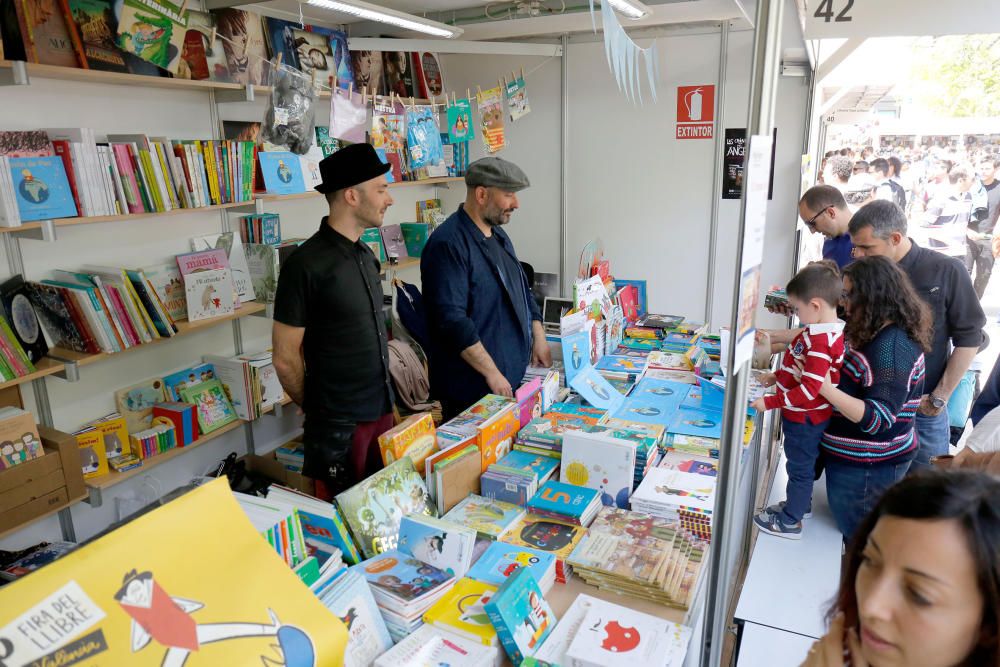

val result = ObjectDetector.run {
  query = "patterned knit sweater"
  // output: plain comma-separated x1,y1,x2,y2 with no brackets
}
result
820,325,926,465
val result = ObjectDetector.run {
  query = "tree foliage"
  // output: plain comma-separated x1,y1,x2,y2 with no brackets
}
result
910,35,1000,117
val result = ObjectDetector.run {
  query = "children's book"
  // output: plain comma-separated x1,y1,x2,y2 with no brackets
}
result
484,566,556,665
423,577,500,646
467,542,556,592
373,624,498,667
268,484,362,565
378,412,437,471
162,362,216,401
595,354,647,376
561,328,592,385
405,106,445,171
494,450,558,484
526,481,601,524
357,549,454,605
516,378,542,428
379,223,409,260
570,366,625,412
336,457,435,560
114,377,166,434
636,314,684,330
258,151,306,194
116,0,186,73
9,156,78,221
397,514,476,578
142,261,186,321
179,378,238,434
561,430,637,509
434,445,483,515
658,451,718,476
183,268,235,321
667,406,723,440
442,494,525,541
565,600,692,667
501,515,587,563
190,231,257,302
318,568,394,667
531,594,599,665
631,467,717,514
518,403,606,447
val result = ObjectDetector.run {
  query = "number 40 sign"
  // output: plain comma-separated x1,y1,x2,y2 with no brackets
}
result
803,0,995,40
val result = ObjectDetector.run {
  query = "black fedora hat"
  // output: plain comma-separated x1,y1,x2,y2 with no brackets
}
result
315,143,391,194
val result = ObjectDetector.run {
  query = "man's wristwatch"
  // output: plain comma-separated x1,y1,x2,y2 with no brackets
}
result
929,393,947,410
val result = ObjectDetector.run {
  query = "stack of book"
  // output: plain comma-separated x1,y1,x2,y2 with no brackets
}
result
238,213,282,245
480,450,559,506
467,542,557,595
423,577,502,651
378,412,439,474
658,451,718,476
514,402,606,460
500,514,587,585
583,424,662,491
315,568,395,667
484,566,557,665
443,495,526,542
274,441,305,472
595,354,647,384
525,481,602,528
374,624,498,667
267,484,361,566
438,395,520,473
0,541,76,581
205,351,285,420
630,468,716,542
356,549,457,641
568,507,706,610
425,437,482,514
398,514,477,579
234,492,308,569
521,366,565,410
560,429,637,510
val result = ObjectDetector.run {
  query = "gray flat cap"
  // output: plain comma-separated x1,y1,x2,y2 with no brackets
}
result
465,157,531,192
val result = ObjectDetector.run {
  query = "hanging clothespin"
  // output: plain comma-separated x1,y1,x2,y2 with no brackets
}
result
348,82,353,99
453,91,458,106
467,88,471,101
409,96,415,109
502,76,507,89
274,52,282,72
178,0,187,16
209,27,216,47
363,87,368,104
476,85,482,97
511,70,517,83
520,66,525,81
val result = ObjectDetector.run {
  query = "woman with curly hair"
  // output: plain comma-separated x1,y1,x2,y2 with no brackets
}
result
801,471,1000,667
817,255,933,541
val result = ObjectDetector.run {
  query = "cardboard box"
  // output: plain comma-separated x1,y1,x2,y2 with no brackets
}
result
244,450,314,496
0,426,85,534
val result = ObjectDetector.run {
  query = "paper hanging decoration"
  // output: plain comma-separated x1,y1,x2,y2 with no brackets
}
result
330,89,369,144
591,0,660,104
477,87,506,154
447,98,475,143
506,77,531,122
116,0,188,74
406,106,445,171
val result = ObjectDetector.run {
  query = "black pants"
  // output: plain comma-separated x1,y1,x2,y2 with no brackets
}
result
965,237,995,300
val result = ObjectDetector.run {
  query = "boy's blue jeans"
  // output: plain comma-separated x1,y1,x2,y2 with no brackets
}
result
779,415,829,524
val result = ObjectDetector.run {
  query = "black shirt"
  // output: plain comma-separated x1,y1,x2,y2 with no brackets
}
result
273,218,394,422
981,180,1000,235
897,240,986,392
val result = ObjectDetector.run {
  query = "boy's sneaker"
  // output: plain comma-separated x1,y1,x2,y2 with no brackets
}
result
754,509,802,540
765,500,813,520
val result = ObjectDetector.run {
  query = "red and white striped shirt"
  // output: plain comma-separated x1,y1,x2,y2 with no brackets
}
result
763,322,846,424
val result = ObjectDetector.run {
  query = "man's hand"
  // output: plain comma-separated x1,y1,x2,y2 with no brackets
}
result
487,371,513,398
531,336,552,367
918,394,945,417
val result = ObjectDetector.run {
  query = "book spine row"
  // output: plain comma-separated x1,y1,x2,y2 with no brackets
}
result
129,423,177,460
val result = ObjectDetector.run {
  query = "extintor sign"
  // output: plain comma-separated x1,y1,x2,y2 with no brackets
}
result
676,85,715,140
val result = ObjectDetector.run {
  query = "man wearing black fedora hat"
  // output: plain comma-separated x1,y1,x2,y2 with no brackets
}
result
272,143,397,496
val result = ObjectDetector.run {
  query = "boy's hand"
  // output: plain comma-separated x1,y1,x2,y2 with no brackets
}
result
750,397,766,412
759,372,777,387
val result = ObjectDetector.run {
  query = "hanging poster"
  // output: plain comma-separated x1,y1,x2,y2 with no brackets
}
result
477,86,506,154
447,98,474,143
505,76,531,122
0,478,348,666
371,99,405,151
330,89,368,143
406,106,445,170
116,0,187,74
723,128,778,200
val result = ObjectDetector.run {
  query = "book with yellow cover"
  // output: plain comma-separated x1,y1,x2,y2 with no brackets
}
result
90,412,131,460
423,577,499,646
0,478,348,666
74,427,109,479
477,405,519,473
378,412,438,473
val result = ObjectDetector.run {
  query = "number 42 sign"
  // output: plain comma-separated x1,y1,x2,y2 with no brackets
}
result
803,0,995,39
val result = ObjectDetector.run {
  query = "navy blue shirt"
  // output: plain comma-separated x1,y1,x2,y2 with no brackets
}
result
420,205,542,409
823,233,854,269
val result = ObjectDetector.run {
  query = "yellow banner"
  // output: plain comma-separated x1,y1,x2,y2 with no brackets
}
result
0,478,347,667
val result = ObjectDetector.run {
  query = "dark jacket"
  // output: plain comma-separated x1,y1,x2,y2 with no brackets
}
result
421,205,542,409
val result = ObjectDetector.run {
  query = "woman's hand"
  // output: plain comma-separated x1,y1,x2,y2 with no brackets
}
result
800,613,868,667
759,372,777,387
820,369,835,397
750,397,766,412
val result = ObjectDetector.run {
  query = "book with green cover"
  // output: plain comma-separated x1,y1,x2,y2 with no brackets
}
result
179,378,238,433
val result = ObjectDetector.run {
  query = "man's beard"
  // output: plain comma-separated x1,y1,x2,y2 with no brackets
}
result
484,208,512,227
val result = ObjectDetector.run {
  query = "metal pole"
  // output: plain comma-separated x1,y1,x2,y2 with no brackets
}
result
705,21,730,328
560,33,570,296
702,0,783,664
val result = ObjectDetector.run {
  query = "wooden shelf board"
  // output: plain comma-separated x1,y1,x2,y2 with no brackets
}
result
0,491,88,542
50,303,268,369
0,357,69,391
1,60,250,93
87,419,246,490
0,201,255,235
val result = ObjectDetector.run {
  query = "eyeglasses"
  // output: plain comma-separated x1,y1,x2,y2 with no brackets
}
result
804,207,828,229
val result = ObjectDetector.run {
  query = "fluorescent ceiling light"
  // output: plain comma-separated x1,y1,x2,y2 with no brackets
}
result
604,0,650,20
305,0,463,38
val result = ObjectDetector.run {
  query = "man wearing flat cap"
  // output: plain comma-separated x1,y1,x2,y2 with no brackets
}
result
421,157,551,419
272,143,396,495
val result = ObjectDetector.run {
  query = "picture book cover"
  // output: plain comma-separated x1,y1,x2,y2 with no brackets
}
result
533,593,598,665
495,450,558,483
214,8,268,85
667,406,723,440
18,0,82,67
447,98,475,143
181,10,230,81
381,50,413,96
89,412,130,460
570,366,625,413
179,378,238,434
0,274,49,363
561,430,637,509
477,406,519,472
467,543,556,591
477,86,506,154
143,261,186,321
480,469,533,507
502,515,587,561
357,549,454,604
484,566,555,665
183,268,235,322
658,451,717,476
261,16,299,73
175,248,229,276
595,354,646,376
23,281,89,353
526,481,601,520
189,232,256,303
350,50,383,95
245,243,280,303
335,457,435,560
405,106,445,171
516,378,542,428
163,362,216,401
115,0,186,73
320,569,393,667
0,478,349,666
268,485,362,565
506,76,531,122
325,28,352,90
565,600,691,667
258,151,306,194
378,412,437,471
636,314,684,330
370,99,404,151
561,328,592,385
9,156,78,221
518,403,606,446
689,377,724,412
64,0,130,72
398,514,476,578
610,377,691,427
442,495,525,540
423,577,499,646
114,377,166,434
291,27,332,92
632,467,716,515
379,223,409,261
75,426,108,478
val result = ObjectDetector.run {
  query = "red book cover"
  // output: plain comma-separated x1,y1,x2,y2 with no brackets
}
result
385,151,404,183
618,285,638,323
180,28,210,80
51,140,83,214
591,260,610,281
55,287,99,354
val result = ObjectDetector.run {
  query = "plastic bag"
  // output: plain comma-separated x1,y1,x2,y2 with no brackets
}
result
262,62,318,155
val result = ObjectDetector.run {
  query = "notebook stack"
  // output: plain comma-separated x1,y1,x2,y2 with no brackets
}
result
442,495,526,541
467,542,558,595
355,549,457,641
568,507,706,610
374,624,499,667
525,481,602,527
630,468,716,542
233,492,308,569
274,441,305,472
514,402,606,460
480,451,559,506
657,450,718,476
500,514,588,585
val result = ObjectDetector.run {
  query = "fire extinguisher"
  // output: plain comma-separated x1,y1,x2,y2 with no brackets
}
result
684,88,703,122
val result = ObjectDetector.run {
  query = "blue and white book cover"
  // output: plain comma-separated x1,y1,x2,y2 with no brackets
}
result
526,481,600,520
689,377,724,411
356,549,454,603
162,363,216,401
496,450,559,482
467,541,556,590
570,366,625,412
611,377,691,426
258,151,306,194
594,354,647,376
484,566,557,665
561,430,637,509
320,568,394,667
10,156,77,221
667,405,724,439
481,471,534,507
561,329,592,385
397,514,477,578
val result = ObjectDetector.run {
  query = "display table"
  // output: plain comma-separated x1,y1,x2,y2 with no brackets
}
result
737,621,813,666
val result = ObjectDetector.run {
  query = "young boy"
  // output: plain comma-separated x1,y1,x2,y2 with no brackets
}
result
751,261,845,539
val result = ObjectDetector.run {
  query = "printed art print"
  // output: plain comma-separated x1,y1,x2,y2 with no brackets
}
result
477,86,506,153
446,98,474,143
116,0,187,73
505,76,531,122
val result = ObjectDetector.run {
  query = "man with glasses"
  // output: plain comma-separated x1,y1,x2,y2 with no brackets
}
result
800,185,855,270
848,200,986,470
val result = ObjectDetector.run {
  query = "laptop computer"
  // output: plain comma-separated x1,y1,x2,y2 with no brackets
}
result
542,297,574,336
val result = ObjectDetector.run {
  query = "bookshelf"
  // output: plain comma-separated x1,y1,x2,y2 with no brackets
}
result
0,357,74,393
